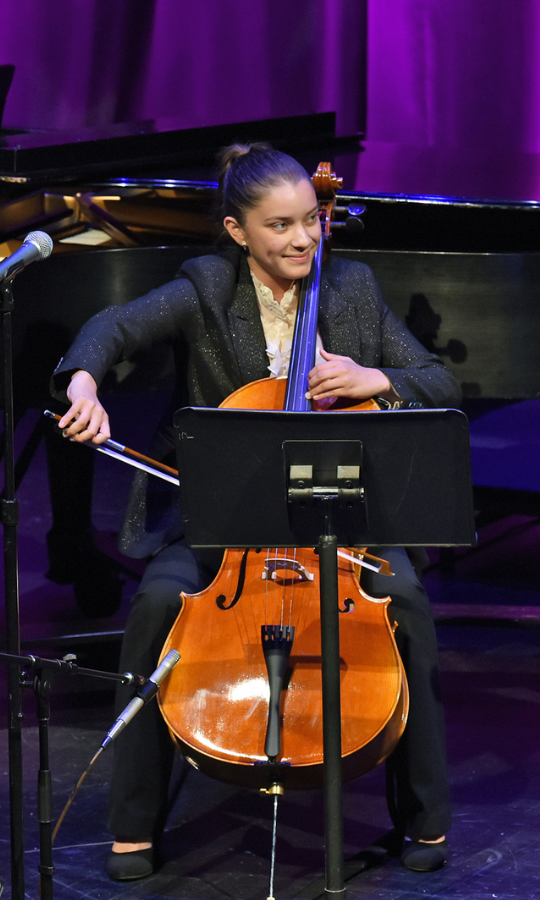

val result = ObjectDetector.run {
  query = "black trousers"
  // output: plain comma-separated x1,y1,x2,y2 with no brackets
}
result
107,543,450,842
361,547,451,840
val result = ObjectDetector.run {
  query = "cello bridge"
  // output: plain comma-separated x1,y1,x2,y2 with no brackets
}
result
263,557,315,582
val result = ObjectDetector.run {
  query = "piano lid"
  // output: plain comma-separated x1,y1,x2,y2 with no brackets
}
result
0,112,336,183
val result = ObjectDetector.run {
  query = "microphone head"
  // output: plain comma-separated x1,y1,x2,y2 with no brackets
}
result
151,649,181,685
25,231,53,260
161,649,181,672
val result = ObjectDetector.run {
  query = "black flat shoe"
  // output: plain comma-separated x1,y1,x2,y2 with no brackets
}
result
106,846,154,881
401,838,447,872
347,828,404,872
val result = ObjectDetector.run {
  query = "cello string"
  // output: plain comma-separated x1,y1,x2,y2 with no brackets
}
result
265,547,271,627
287,548,297,631
280,547,287,629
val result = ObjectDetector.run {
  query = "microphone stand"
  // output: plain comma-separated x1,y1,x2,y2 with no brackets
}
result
0,650,144,900
0,238,57,900
1,277,26,900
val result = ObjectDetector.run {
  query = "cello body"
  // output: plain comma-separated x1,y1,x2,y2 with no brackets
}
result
158,377,408,789
159,545,408,789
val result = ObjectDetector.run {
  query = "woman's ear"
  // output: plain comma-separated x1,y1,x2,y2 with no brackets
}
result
223,216,245,246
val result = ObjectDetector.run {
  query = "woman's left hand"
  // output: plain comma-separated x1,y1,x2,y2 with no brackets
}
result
306,350,392,406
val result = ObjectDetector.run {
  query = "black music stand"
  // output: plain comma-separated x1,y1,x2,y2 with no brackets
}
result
174,406,476,899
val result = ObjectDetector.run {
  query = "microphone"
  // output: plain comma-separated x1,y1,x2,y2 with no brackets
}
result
0,230,53,283
101,649,181,749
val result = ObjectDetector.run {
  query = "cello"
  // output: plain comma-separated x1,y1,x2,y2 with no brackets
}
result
158,163,408,791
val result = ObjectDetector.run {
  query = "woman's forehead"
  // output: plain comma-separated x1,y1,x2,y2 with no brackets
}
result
251,179,318,217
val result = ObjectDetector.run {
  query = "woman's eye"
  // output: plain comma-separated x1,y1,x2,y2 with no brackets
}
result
272,222,287,230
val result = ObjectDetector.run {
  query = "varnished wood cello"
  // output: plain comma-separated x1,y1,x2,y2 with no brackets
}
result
158,163,409,792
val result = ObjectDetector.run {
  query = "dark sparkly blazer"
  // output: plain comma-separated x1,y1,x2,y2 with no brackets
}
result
51,249,461,558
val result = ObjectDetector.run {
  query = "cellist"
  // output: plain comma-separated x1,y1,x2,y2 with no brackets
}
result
50,143,460,882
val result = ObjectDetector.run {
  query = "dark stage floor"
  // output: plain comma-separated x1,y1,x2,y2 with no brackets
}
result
1,399,540,900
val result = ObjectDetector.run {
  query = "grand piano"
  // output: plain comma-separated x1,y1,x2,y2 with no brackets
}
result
2,112,540,617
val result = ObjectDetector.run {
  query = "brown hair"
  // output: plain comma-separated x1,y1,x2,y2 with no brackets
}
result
216,142,311,226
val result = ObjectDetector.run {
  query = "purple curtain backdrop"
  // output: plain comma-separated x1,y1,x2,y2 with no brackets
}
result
2,0,539,156
366,0,540,153
0,0,366,136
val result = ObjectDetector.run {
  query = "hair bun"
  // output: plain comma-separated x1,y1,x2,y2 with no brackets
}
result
217,142,272,179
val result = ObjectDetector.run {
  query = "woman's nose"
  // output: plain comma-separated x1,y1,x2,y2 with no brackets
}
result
291,224,312,246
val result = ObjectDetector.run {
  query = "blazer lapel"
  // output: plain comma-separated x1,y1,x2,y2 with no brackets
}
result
318,274,363,363
228,258,270,384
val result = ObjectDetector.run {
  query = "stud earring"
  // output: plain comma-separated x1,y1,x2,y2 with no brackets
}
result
241,241,248,253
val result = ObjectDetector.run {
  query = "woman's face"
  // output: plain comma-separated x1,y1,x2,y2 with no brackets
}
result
224,178,321,296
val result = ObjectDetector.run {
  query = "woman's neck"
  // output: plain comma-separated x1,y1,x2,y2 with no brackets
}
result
247,260,295,303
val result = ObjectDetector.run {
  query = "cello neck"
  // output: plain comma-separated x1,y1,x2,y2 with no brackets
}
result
283,238,323,412
283,161,341,413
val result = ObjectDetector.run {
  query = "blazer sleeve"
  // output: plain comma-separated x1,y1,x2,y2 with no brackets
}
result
326,259,462,409
50,276,201,403
377,300,462,407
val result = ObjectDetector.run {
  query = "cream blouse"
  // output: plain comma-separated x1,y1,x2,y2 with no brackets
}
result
251,272,325,378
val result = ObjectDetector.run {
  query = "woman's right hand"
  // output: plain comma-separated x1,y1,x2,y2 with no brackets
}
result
58,370,111,444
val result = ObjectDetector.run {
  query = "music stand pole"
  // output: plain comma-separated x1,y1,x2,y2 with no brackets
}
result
1,279,25,900
319,525,345,898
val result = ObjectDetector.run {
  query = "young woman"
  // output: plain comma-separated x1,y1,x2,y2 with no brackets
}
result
52,143,460,881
